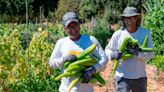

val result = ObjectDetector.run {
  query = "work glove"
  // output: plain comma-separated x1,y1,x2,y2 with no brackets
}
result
63,55,77,62
82,66,96,83
110,52,122,60
126,44,139,56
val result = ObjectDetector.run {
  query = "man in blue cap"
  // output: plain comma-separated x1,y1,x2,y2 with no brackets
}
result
49,12,108,92
105,7,154,92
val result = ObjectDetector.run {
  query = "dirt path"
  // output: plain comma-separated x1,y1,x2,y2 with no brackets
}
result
94,61,164,92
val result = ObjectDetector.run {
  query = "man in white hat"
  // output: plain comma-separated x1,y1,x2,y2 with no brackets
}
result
49,12,108,92
105,7,154,92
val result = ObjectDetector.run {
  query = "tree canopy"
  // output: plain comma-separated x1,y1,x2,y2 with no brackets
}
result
0,0,146,23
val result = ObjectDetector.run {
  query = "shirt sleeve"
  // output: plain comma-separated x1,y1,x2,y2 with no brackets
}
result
105,31,120,60
90,36,108,72
137,32,155,61
49,40,64,69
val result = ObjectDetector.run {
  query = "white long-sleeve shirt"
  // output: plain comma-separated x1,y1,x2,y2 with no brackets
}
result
105,27,154,79
49,34,108,92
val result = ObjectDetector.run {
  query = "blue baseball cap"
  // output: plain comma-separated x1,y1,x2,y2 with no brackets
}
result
62,12,79,27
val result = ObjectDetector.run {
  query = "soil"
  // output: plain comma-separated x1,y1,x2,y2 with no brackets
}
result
94,61,164,92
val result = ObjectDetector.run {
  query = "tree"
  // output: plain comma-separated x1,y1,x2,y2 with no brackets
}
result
79,0,145,23
55,0,80,21
32,0,58,19
0,0,33,22
79,0,98,19
0,0,59,23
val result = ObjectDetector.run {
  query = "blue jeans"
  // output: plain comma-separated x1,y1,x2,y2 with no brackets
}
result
114,76,147,92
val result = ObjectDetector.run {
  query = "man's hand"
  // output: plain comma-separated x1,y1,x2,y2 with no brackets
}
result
63,55,77,62
110,52,122,60
126,44,139,56
82,66,96,83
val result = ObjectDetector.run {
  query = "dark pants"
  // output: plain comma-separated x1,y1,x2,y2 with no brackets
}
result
114,76,147,92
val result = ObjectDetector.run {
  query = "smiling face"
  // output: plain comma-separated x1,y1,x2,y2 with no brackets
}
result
64,21,80,41
123,16,138,33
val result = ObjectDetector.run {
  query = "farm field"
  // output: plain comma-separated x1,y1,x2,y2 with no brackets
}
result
94,61,164,92
0,0,163,91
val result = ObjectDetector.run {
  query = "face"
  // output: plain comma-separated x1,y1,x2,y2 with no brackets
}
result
64,21,80,40
123,16,138,32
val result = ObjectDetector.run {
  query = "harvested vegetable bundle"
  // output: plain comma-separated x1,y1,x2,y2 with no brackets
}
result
55,44,105,92
112,35,153,76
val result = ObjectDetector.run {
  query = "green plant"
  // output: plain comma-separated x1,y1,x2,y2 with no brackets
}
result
92,18,113,49
0,23,63,92
8,68,61,92
0,30,28,92
152,55,164,71
143,0,164,71
143,0,164,55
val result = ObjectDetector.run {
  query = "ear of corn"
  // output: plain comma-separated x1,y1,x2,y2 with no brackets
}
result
112,60,119,76
92,73,105,85
89,77,98,84
130,39,138,46
139,35,153,52
121,53,134,60
119,36,131,52
64,61,72,68
66,65,86,72
55,71,82,81
68,58,97,67
84,55,91,59
140,47,153,52
142,35,148,48
64,56,92,68
76,44,97,60
67,78,82,92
